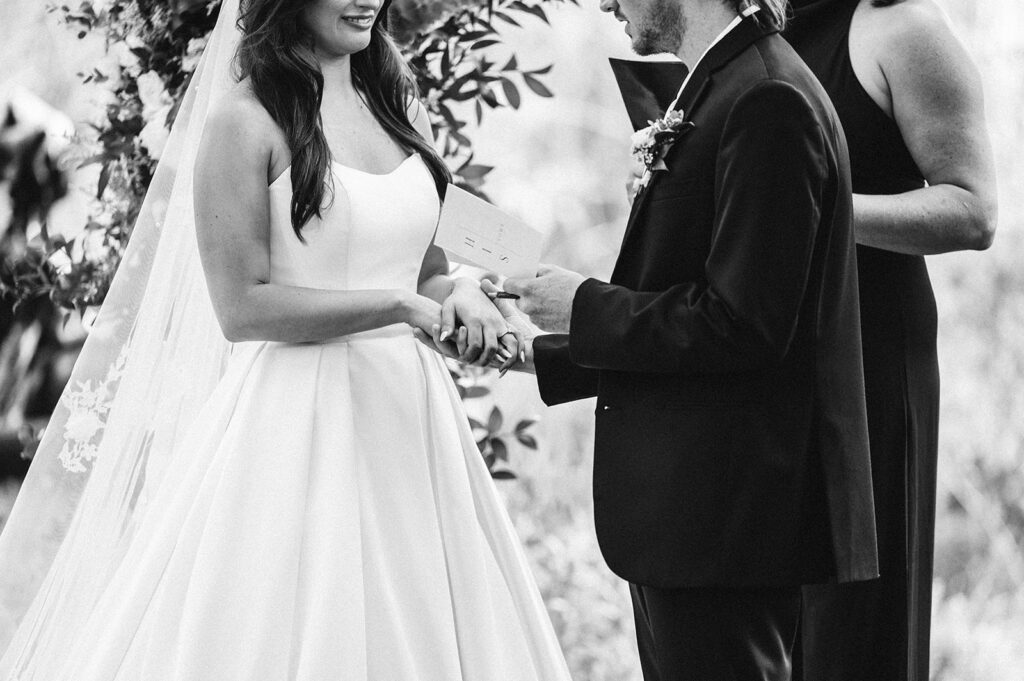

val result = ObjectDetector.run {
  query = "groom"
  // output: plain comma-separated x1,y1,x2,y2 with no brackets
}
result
493,0,879,678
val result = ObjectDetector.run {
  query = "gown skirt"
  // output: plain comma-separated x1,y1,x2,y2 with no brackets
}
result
52,326,570,681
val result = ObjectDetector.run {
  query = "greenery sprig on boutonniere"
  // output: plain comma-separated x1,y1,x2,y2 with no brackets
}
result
630,109,694,191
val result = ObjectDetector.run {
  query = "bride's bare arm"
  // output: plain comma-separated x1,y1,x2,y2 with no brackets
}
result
194,93,440,343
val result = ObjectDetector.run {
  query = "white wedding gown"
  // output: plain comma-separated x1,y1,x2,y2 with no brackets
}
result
43,155,572,680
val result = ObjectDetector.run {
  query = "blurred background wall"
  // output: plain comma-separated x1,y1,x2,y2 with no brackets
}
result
1,1,1022,678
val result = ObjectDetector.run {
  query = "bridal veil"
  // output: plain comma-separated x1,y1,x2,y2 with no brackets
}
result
0,1,242,676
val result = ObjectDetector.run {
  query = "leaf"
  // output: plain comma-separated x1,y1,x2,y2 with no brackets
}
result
441,45,451,75
459,30,492,42
501,55,518,72
494,11,521,27
515,3,550,24
491,470,517,480
522,73,553,98
516,433,538,449
467,417,486,431
527,64,554,75
471,39,502,50
459,164,494,181
487,405,503,433
484,452,497,468
475,99,483,125
500,77,521,109
515,418,536,433
96,163,111,199
491,438,509,462
480,88,500,108
464,382,491,399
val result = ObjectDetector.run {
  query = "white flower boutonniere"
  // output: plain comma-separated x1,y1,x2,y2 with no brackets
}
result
630,109,695,192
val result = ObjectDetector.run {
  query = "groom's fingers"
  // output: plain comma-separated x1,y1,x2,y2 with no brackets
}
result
503,277,527,297
494,295,520,319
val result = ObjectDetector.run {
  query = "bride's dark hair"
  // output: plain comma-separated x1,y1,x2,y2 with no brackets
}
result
235,0,451,238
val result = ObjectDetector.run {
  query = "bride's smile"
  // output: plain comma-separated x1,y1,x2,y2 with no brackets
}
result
303,0,382,55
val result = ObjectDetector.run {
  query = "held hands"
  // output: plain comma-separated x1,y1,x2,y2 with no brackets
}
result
410,278,523,371
480,280,542,374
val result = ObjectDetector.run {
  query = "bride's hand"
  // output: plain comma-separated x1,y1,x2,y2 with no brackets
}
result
442,278,518,368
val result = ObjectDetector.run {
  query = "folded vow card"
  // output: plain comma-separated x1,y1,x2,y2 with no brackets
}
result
435,185,542,279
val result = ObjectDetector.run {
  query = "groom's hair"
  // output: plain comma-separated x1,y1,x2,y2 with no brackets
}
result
725,1,787,31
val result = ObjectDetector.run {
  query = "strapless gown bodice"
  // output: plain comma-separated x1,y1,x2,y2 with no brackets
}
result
268,154,439,293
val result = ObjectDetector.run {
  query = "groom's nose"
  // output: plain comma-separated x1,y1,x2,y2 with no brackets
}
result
598,0,618,14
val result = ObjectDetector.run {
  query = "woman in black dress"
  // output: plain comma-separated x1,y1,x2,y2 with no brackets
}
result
784,1,997,680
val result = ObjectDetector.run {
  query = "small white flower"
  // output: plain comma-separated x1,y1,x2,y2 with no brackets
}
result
182,37,209,74
139,109,172,159
47,249,74,276
109,42,140,76
136,71,172,123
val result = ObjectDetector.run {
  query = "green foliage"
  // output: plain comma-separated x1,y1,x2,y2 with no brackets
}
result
451,365,538,478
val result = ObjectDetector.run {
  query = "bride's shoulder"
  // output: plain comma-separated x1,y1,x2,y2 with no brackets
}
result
404,96,433,145
205,81,287,158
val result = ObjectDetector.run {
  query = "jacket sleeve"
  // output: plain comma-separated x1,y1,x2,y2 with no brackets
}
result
532,334,600,406
568,80,830,375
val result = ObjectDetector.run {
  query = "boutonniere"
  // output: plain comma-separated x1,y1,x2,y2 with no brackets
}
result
630,109,695,191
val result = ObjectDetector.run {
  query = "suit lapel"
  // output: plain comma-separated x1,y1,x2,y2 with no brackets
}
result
616,15,777,270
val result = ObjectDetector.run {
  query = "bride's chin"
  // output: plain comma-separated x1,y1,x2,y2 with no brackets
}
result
315,38,372,59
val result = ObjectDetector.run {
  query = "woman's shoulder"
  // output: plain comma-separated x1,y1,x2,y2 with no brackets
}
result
856,0,955,55
851,0,965,114
206,82,288,156
202,81,290,177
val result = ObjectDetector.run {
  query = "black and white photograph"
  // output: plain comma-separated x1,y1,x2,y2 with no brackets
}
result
0,0,1020,679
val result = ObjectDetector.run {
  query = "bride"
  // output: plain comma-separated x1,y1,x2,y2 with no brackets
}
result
0,1,571,679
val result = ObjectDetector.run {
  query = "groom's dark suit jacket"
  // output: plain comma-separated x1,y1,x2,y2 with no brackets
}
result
533,16,879,588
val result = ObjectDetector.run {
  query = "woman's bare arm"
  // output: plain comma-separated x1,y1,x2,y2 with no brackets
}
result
848,0,997,254
193,92,439,343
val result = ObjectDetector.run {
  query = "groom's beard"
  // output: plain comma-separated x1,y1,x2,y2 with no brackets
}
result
632,0,684,56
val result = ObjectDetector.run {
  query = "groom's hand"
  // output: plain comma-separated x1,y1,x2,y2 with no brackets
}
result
504,265,585,334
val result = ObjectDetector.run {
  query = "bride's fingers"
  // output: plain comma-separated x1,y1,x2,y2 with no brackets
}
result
462,325,484,364
496,331,520,373
473,327,501,368
439,297,456,342
413,327,449,358
510,328,525,363
425,324,459,360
